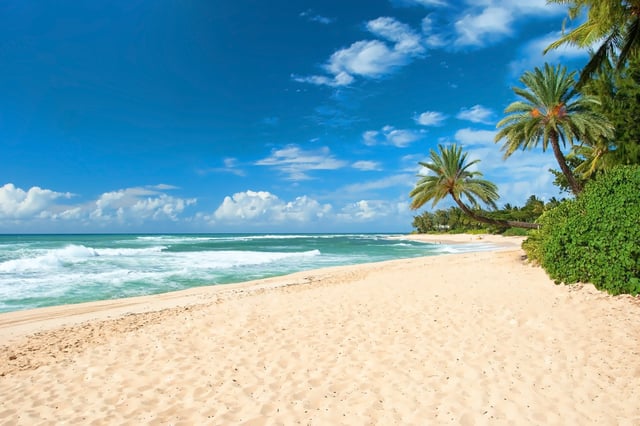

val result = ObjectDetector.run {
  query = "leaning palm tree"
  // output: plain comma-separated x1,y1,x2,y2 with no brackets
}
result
544,0,640,85
410,144,539,230
495,63,614,195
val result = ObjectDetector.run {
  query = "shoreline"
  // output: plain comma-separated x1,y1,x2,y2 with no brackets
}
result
1,235,639,423
396,233,525,248
0,233,518,343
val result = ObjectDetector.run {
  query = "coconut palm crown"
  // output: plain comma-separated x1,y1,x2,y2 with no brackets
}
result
410,144,498,211
495,63,614,195
410,144,539,229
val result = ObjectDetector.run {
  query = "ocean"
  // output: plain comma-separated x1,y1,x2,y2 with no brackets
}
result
0,233,497,313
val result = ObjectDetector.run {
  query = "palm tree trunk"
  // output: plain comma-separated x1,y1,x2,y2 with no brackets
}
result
550,132,583,195
451,195,540,230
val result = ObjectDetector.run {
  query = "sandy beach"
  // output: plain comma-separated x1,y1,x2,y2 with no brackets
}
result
1,235,639,425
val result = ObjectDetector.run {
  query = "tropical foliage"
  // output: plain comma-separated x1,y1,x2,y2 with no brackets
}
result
545,0,640,85
495,63,614,195
409,1,640,294
412,196,553,234
523,166,640,295
409,144,539,229
579,56,640,167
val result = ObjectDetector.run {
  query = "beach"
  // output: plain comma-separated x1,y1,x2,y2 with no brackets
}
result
1,235,639,425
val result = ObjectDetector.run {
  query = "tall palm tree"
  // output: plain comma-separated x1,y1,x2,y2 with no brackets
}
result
544,0,640,85
495,63,614,195
410,144,539,230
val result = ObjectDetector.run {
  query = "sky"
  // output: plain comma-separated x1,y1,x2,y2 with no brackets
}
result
0,0,589,233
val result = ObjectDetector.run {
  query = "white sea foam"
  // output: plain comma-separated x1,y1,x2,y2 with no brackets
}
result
0,234,471,313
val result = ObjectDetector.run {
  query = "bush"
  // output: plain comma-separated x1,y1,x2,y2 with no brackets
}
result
523,165,640,295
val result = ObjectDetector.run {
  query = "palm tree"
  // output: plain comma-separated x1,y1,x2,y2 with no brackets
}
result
410,144,539,229
544,0,640,85
495,63,614,195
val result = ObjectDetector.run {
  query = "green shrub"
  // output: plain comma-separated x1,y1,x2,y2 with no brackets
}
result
523,165,640,295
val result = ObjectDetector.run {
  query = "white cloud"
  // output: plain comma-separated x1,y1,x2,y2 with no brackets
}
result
212,190,332,225
340,174,414,194
366,17,424,55
0,183,197,230
209,189,414,231
454,127,496,147
363,126,425,148
326,40,410,78
255,145,347,180
337,198,410,222
414,110,447,126
91,186,196,222
393,0,447,6
296,17,425,87
455,6,513,47
292,71,354,87
352,160,382,171
198,157,246,177
0,183,72,219
300,10,335,25
421,16,448,48
456,105,494,124
416,1,568,50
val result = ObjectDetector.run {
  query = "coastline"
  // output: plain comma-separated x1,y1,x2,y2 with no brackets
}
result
395,232,525,249
1,235,639,424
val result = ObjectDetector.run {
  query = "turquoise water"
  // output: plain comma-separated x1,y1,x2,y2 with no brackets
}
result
0,234,497,313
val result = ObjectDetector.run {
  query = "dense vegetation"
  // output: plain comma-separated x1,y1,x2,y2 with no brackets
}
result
409,0,640,294
523,166,640,295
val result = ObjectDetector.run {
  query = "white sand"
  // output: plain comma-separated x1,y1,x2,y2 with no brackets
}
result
1,236,639,425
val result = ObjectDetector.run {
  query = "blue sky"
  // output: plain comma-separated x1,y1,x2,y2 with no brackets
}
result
1,0,588,233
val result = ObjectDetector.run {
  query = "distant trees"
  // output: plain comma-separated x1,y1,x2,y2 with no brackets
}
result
411,196,553,234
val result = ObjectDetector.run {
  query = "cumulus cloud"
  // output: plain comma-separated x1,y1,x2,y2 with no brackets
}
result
0,183,197,230
337,198,410,222
212,190,332,225
0,183,72,219
414,110,447,126
208,189,413,230
456,105,494,124
255,145,347,180
90,186,196,222
295,16,425,87
363,125,426,148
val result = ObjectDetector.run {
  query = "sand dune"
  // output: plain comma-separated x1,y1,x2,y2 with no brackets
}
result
1,240,639,424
